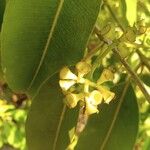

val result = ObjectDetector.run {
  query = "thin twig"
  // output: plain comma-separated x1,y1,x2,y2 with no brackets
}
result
83,42,104,61
104,2,125,31
94,3,150,103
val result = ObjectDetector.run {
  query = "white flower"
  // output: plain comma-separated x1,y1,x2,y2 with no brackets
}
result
60,66,77,80
59,80,76,91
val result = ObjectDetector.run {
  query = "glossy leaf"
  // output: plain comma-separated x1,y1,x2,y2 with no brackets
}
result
26,75,139,150
1,0,102,95
125,0,137,26
26,74,79,150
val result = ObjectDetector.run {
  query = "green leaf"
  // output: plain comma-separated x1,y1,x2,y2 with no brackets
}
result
26,75,139,150
125,0,137,26
1,0,102,95
26,74,79,150
0,0,6,30
76,83,139,150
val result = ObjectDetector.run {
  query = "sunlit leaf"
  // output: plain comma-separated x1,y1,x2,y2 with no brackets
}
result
26,74,139,150
125,0,137,26
26,74,79,150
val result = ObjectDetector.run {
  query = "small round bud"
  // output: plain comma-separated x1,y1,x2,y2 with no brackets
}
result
138,26,147,34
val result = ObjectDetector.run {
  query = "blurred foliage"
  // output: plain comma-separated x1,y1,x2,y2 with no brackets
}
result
0,98,29,150
0,0,150,149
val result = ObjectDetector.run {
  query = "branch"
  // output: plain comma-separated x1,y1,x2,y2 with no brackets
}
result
112,48,150,102
94,27,150,103
104,2,125,31
96,3,150,102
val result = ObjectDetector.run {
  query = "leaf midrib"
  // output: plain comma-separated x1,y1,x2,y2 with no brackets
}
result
28,0,65,89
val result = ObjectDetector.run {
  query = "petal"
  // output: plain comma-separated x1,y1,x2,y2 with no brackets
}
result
98,86,115,104
65,93,84,108
88,90,103,105
85,100,99,115
97,69,114,84
59,80,76,91
60,67,77,80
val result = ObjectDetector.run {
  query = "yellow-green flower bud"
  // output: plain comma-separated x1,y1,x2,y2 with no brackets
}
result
125,28,136,43
60,67,77,80
59,80,76,91
65,93,84,108
97,69,114,84
76,61,91,77
138,26,147,34
99,86,115,104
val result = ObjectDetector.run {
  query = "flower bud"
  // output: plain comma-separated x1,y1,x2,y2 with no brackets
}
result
59,80,76,91
60,67,77,80
125,28,136,42
65,93,84,108
100,87,115,104
97,69,114,84
138,26,147,34
76,61,91,77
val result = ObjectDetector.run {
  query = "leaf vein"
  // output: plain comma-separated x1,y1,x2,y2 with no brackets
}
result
28,0,65,89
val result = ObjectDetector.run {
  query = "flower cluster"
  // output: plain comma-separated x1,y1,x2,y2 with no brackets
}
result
59,61,115,115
